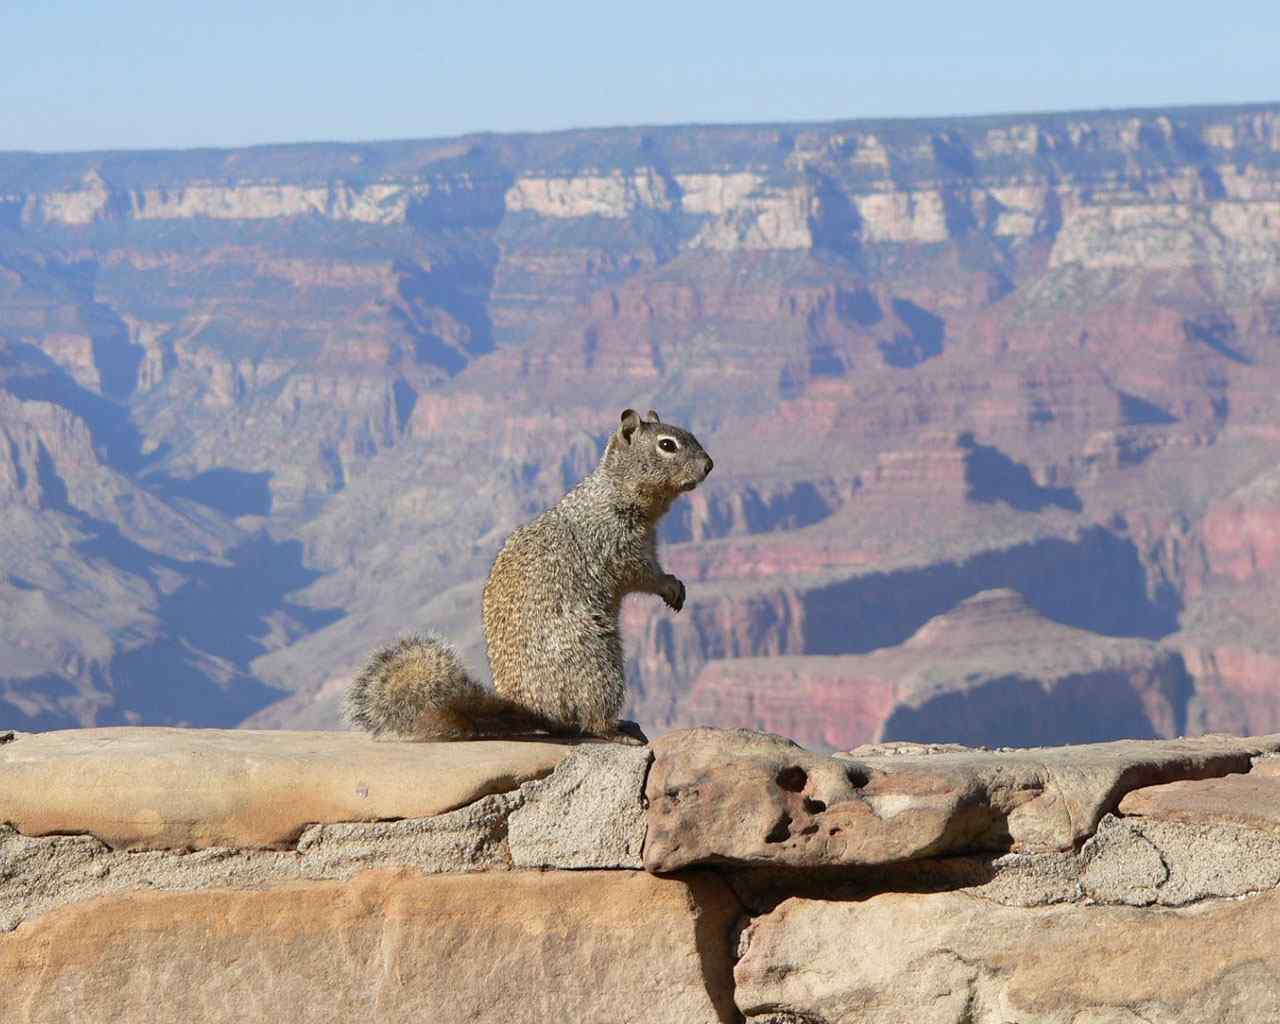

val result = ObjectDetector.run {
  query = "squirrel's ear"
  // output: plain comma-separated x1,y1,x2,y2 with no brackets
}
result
645,409,661,423
618,408,642,444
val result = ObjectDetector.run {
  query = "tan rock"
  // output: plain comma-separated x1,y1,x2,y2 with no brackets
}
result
675,172,763,214
644,728,1280,872
0,791,527,932
1117,764,1280,833
0,728,568,850
853,733,1280,850
1049,199,1280,272
645,728,990,873
687,186,812,250
508,743,650,869
504,171,676,219
854,189,950,243
0,869,741,1024
735,888,1280,1023
1080,813,1280,906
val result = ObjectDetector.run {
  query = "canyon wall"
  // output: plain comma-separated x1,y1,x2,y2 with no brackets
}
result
1,103,1279,741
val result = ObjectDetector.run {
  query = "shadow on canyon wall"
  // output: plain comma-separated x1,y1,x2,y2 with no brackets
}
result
803,526,1179,657
960,433,1083,512
29,420,339,726
880,658,1196,746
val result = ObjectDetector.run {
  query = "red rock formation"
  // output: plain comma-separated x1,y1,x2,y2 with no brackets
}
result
3,104,1280,741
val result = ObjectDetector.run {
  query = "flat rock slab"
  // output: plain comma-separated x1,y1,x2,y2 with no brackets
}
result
735,887,1280,1024
1118,762,1280,833
0,728,569,850
0,869,741,1024
644,728,1280,872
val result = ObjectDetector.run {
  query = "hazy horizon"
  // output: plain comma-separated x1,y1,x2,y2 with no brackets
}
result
5,96,1280,159
4,0,1278,153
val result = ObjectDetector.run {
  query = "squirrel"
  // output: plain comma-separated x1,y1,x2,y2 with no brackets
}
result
345,408,713,744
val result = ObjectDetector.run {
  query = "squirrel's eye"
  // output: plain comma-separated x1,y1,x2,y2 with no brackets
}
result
658,437,679,453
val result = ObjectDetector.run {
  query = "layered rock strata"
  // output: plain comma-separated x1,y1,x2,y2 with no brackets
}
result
3,725,1280,1022
5,103,1280,746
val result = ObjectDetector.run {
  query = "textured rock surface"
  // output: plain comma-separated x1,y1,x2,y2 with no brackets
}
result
0,740,647,931
734,888,1280,1024
0,728,567,849
1080,813,1280,906
0,869,742,1024
3,726,1280,1020
508,743,651,869
645,727,1280,871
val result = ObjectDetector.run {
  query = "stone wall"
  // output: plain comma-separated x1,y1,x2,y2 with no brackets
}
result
2,725,1279,1022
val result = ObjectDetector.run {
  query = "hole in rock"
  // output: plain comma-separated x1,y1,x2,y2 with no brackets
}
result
845,766,871,788
803,797,827,814
765,815,793,844
776,766,808,792
800,824,819,836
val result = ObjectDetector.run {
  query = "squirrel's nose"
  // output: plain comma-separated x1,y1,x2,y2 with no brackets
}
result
703,456,714,476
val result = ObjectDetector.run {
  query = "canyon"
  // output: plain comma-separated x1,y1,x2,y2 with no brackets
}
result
1,102,1280,743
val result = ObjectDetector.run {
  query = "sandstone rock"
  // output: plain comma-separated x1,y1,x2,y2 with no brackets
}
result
505,171,677,219
851,733,1280,852
646,727,982,873
508,743,651,869
0,869,741,1024
1117,762,1280,832
735,887,1280,1023
644,728,1280,872
1202,468,1280,582
1080,813,1280,906
0,728,568,850
0,824,298,933
296,791,522,876
0,787,536,934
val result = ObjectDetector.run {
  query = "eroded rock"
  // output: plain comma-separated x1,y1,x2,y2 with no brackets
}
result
644,727,1280,872
297,791,522,875
508,743,651,869
645,728,995,873
0,793,527,932
1081,813,1280,906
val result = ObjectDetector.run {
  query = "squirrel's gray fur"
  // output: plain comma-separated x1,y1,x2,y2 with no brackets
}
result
345,408,713,742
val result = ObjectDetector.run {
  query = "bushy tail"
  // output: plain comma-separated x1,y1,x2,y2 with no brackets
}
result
344,635,554,740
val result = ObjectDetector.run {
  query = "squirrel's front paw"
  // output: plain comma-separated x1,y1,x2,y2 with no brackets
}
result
660,574,686,612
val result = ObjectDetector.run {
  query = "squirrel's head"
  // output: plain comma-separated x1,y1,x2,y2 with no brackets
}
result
603,408,713,511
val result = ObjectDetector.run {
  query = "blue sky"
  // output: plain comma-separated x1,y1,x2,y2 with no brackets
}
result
2,0,1277,152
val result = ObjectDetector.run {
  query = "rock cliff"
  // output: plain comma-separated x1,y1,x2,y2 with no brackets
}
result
2,725,1280,1022
2,103,1280,740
